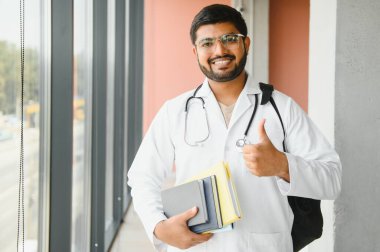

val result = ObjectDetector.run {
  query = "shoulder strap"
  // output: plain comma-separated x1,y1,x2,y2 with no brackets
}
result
259,82,274,105
259,82,287,152
259,83,323,251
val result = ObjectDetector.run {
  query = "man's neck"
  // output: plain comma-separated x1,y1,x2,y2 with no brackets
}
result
208,71,247,106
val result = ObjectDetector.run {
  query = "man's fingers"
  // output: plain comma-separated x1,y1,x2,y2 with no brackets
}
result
156,208,212,249
178,206,198,222
243,153,259,163
242,143,259,154
257,118,269,142
177,229,213,249
188,232,213,245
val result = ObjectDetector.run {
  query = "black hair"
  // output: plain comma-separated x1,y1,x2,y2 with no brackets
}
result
190,4,247,45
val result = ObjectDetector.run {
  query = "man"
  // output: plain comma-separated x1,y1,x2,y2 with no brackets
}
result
128,4,341,252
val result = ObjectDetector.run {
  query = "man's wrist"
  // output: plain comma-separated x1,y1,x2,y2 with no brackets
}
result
278,152,290,182
154,220,165,239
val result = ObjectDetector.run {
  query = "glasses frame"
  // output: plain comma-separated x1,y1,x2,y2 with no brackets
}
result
195,33,245,52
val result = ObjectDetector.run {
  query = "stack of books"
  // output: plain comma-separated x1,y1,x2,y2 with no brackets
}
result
161,162,242,233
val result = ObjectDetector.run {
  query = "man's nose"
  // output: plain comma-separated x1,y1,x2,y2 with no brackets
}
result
213,39,228,55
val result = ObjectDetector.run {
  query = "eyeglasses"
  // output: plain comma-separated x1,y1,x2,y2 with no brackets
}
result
195,34,245,53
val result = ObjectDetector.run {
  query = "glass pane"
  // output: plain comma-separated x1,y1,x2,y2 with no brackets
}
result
71,0,92,251
123,0,130,213
0,0,42,251
105,0,116,230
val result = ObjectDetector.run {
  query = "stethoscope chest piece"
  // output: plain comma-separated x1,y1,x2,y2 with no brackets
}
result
236,138,247,148
235,137,251,152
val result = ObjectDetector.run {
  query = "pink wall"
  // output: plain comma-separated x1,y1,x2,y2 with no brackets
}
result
269,0,310,112
143,0,231,133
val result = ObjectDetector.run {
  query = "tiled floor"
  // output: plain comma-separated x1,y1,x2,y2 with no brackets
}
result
109,202,155,252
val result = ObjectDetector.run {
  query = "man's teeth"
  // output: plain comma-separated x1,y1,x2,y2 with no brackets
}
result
213,59,231,65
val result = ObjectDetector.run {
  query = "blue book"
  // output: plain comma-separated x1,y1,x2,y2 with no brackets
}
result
190,175,223,233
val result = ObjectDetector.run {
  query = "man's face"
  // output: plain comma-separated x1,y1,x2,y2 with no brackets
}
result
193,22,250,82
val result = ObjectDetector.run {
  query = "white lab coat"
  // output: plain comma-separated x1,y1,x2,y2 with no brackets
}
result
128,75,342,252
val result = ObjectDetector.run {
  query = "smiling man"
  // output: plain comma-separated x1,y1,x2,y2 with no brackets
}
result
128,4,342,252
194,24,248,83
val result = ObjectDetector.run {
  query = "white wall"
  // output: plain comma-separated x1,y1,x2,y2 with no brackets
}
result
308,0,337,251
334,0,380,251
308,0,337,145
235,0,269,83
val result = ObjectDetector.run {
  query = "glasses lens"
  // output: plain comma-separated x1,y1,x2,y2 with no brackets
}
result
221,34,240,48
197,34,243,52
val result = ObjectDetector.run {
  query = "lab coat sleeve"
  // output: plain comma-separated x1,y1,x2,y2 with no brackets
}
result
127,102,174,250
276,98,342,200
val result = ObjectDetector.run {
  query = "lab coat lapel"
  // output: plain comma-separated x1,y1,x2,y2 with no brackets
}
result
228,77,261,130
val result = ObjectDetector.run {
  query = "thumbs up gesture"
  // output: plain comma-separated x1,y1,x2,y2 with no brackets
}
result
243,119,290,181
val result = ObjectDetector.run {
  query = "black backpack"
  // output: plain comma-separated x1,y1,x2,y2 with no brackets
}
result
259,82,323,251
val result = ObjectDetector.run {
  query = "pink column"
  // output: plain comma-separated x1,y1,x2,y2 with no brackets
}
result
144,0,231,133
269,0,310,112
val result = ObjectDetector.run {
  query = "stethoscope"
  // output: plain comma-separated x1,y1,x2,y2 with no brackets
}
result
184,84,259,148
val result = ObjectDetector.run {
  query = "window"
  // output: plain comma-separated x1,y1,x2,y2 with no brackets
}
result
0,0,44,251
0,1,141,251
105,0,116,232
71,0,93,251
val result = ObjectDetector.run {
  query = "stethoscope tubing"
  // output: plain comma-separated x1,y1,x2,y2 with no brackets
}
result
185,84,260,148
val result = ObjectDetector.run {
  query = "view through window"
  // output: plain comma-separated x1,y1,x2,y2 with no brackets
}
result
71,0,93,251
0,0,43,251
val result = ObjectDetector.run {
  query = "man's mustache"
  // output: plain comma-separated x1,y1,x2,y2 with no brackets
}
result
208,55,235,64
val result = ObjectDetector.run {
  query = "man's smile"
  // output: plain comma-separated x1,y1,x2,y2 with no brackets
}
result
209,55,235,64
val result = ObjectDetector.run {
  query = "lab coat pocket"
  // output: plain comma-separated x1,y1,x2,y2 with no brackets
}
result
248,232,282,252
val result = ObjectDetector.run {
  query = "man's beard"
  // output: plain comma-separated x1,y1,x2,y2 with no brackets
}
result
198,52,247,82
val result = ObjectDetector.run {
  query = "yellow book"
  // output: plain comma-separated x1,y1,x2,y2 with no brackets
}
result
188,162,242,226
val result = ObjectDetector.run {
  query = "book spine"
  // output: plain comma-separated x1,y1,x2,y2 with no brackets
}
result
211,176,223,228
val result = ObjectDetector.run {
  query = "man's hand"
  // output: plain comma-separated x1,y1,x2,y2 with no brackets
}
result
243,119,290,181
154,207,213,249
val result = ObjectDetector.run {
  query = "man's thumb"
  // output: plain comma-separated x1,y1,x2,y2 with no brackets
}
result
258,118,269,142
180,206,198,222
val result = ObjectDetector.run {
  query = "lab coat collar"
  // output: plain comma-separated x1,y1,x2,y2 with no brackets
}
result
194,73,262,129
229,74,261,128
195,73,262,98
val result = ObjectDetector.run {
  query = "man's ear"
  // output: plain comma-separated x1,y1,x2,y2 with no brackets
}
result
192,46,197,56
244,36,251,54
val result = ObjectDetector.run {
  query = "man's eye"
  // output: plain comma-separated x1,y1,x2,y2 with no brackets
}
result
225,35,238,43
200,41,213,48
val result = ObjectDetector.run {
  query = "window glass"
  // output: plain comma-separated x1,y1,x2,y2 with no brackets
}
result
0,0,42,251
105,0,116,230
123,0,130,213
72,0,92,251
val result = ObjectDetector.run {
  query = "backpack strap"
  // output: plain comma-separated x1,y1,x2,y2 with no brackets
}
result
259,82,323,251
259,82,274,105
259,82,287,152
